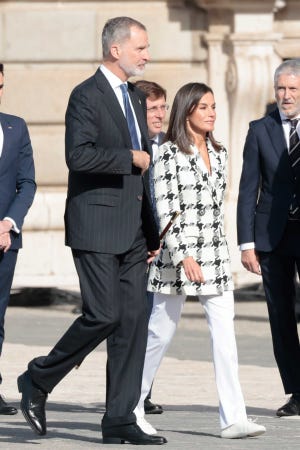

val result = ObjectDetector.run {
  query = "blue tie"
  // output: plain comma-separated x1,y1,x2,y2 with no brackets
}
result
120,84,140,150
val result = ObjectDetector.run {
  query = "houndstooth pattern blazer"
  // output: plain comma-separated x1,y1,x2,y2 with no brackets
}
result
147,139,234,296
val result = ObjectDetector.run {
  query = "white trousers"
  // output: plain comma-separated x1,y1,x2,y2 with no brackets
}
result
134,291,247,429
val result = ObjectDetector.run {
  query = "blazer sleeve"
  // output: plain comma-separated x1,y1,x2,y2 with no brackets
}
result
153,143,190,266
5,119,36,230
237,124,261,245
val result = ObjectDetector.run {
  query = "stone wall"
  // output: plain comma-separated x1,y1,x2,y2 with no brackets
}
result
1,0,299,288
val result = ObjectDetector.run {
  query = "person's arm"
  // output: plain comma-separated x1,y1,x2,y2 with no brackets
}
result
237,125,262,275
65,87,149,175
237,125,261,247
153,143,190,267
3,119,36,231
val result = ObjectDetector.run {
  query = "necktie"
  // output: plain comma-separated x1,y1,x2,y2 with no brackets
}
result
288,119,300,218
289,119,300,169
120,84,140,150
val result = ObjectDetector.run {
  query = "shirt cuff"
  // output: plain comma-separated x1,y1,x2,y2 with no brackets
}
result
239,242,255,251
3,217,20,234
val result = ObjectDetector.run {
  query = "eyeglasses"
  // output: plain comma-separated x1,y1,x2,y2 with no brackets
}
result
146,104,169,114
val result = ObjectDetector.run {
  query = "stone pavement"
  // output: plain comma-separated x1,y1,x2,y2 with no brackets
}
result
0,297,300,449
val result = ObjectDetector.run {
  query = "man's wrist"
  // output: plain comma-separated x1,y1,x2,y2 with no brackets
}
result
239,242,255,251
3,217,20,233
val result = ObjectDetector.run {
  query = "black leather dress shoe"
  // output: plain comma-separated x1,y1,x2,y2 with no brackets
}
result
0,395,18,415
102,423,167,445
17,371,48,435
144,398,163,415
277,394,300,417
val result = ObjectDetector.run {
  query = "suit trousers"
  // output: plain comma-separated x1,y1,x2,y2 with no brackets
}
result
0,249,18,367
28,232,149,427
259,221,300,394
134,290,247,429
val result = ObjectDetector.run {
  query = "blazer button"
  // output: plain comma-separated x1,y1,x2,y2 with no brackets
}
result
137,195,143,201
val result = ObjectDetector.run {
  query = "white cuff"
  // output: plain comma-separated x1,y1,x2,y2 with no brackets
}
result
239,242,255,251
3,217,20,234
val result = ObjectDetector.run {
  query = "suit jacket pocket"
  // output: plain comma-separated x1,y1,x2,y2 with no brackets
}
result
87,193,120,206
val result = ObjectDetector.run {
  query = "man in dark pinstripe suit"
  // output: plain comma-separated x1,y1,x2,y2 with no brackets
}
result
17,17,166,446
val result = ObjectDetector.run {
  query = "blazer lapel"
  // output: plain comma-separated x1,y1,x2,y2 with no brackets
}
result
264,109,294,179
0,113,13,164
265,109,288,159
128,82,150,153
188,143,224,206
94,70,132,147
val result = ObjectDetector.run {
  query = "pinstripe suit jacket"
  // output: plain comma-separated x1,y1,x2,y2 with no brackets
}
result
148,139,233,296
0,113,36,250
64,69,159,254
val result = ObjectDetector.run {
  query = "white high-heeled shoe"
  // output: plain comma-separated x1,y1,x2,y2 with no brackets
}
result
221,418,266,439
136,416,158,435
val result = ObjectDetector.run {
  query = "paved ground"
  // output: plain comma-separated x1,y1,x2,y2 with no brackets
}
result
0,296,299,449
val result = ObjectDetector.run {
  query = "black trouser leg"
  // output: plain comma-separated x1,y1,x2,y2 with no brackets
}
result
259,249,300,394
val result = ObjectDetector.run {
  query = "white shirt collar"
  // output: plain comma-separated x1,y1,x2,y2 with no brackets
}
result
279,110,300,123
99,65,141,146
151,134,159,144
100,64,124,90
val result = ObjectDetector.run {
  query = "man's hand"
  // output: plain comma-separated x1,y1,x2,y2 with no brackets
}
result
0,232,11,253
182,256,205,283
147,248,160,264
241,249,261,275
131,150,150,174
0,220,12,235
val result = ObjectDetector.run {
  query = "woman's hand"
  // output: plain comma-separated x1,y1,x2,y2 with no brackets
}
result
182,256,205,283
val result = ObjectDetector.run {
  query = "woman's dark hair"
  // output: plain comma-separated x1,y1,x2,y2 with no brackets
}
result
0,63,3,75
164,82,222,153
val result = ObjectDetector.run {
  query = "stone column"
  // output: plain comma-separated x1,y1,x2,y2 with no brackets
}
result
193,0,284,283
225,36,282,284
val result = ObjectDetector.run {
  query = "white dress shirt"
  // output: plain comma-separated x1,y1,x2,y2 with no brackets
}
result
99,65,142,147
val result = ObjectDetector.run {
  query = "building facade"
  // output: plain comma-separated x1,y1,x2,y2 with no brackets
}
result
1,0,299,287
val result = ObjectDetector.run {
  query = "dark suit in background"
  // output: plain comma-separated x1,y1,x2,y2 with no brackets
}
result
0,111,36,405
237,58,300,416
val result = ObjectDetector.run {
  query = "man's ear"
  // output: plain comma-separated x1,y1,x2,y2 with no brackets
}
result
110,44,120,60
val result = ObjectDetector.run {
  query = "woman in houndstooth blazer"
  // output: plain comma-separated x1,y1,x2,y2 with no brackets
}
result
135,82,266,439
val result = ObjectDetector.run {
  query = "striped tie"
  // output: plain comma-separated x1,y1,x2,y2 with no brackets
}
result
288,119,300,218
120,84,140,150
289,119,300,169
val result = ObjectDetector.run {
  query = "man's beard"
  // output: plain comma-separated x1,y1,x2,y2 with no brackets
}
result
119,61,146,78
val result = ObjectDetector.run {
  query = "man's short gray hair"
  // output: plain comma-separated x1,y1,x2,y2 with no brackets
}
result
274,59,300,84
102,17,146,59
